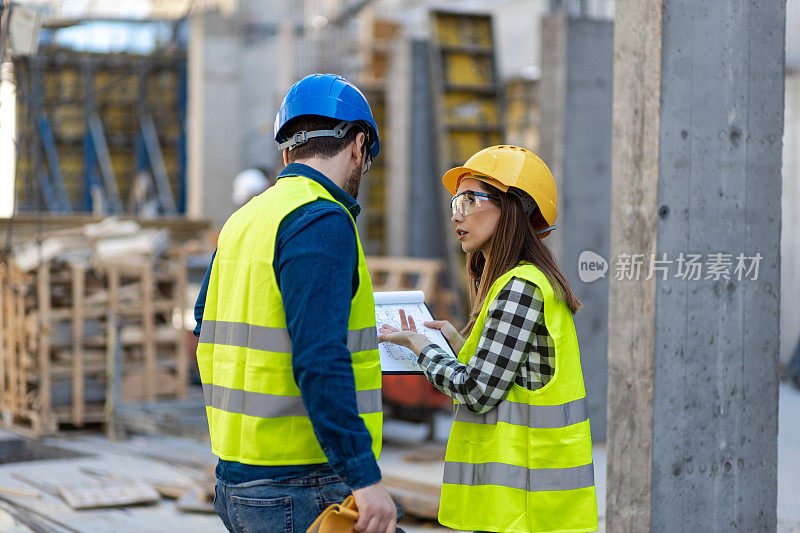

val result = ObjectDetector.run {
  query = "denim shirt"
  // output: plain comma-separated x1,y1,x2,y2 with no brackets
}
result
194,163,381,490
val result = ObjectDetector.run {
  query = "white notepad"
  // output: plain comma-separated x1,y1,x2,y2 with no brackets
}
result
374,291,457,374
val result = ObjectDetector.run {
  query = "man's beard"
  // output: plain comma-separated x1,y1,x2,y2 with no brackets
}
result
343,158,365,199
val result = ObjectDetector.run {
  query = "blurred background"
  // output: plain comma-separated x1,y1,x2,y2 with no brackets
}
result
0,0,798,531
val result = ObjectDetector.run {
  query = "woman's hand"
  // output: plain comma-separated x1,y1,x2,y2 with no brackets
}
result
423,320,465,354
377,309,433,356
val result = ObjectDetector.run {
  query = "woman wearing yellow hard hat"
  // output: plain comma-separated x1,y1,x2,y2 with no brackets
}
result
379,145,598,533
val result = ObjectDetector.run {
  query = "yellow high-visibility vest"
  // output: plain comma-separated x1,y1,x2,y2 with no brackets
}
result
439,263,597,533
196,175,382,465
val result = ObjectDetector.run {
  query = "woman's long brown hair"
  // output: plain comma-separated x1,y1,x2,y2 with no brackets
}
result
462,183,582,336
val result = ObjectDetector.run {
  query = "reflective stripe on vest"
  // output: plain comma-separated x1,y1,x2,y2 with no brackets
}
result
443,461,595,493
199,320,379,354
202,383,382,418
454,397,588,429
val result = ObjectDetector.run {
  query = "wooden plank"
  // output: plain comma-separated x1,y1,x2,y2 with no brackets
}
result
37,263,52,436
366,257,443,293
14,267,27,419
49,300,175,320
366,256,458,324
153,483,190,500
0,486,41,499
105,265,119,439
71,264,85,427
382,474,440,520
119,324,180,345
6,263,18,417
142,263,156,402
175,485,216,514
57,480,160,509
174,253,188,398
121,370,178,401
0,265,6,412
383,271,403,290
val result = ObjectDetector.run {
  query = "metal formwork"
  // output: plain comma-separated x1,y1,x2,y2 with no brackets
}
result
429,10,504,312
13,49,187,215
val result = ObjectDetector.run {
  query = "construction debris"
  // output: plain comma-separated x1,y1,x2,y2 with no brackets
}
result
12,218,171,272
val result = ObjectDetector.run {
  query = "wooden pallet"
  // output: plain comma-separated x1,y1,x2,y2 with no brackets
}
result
366,256,457,326
0,254,189,438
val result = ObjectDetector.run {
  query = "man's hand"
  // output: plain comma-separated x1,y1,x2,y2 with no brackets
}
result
352,481,397,533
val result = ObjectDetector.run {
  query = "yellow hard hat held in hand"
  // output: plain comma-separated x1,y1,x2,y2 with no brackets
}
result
442,145,558,238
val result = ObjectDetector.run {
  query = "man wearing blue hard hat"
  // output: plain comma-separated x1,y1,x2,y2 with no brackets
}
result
194,74,397,533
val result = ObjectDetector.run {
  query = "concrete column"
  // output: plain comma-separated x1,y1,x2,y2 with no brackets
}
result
607,1,784,531
781,72,800,367
187,9,243,227
539,14,614,442
407,39,444,259
539,13,567,264
386,36,412,257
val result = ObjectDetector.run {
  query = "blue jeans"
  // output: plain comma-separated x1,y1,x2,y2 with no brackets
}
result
214,464,350,533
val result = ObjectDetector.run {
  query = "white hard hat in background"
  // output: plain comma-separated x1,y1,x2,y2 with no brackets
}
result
232,168,270,206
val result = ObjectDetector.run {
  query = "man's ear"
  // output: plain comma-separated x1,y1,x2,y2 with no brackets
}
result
282,148,290,166
352,132,366,161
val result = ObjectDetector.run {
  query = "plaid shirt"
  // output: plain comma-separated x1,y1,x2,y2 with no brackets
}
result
418,277,555,414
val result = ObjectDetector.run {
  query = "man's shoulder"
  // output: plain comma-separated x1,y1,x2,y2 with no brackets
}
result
278,198,354,242
283,196,350,224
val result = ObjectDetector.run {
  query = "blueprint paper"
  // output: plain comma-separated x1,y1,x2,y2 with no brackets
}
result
374,291,457,374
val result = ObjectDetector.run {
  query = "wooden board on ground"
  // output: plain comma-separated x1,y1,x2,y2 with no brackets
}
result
153,483,191,500
383,474,440,520
176,484,216,514
57,480,160,509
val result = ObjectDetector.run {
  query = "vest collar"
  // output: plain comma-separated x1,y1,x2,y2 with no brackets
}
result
277,163,362,218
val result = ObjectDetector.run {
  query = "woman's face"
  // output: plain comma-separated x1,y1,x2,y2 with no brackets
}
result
452,177,501,256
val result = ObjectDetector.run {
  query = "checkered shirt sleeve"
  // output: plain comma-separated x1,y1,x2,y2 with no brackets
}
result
417,277,556,414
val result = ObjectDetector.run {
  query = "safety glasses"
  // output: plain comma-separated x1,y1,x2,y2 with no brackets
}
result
362,153,372,175
450,190,500,217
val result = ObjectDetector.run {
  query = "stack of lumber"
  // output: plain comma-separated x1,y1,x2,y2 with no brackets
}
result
0,218,191,437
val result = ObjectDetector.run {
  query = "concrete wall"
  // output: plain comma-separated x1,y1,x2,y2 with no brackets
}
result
540,14,613,442
607,0,784,530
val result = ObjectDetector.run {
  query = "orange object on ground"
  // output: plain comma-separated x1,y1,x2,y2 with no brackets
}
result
382,375,451,410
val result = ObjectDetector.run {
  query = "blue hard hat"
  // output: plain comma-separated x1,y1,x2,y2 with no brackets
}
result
274,74,380,160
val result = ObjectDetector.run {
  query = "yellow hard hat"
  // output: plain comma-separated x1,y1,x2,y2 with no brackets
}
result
442,145,558,229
